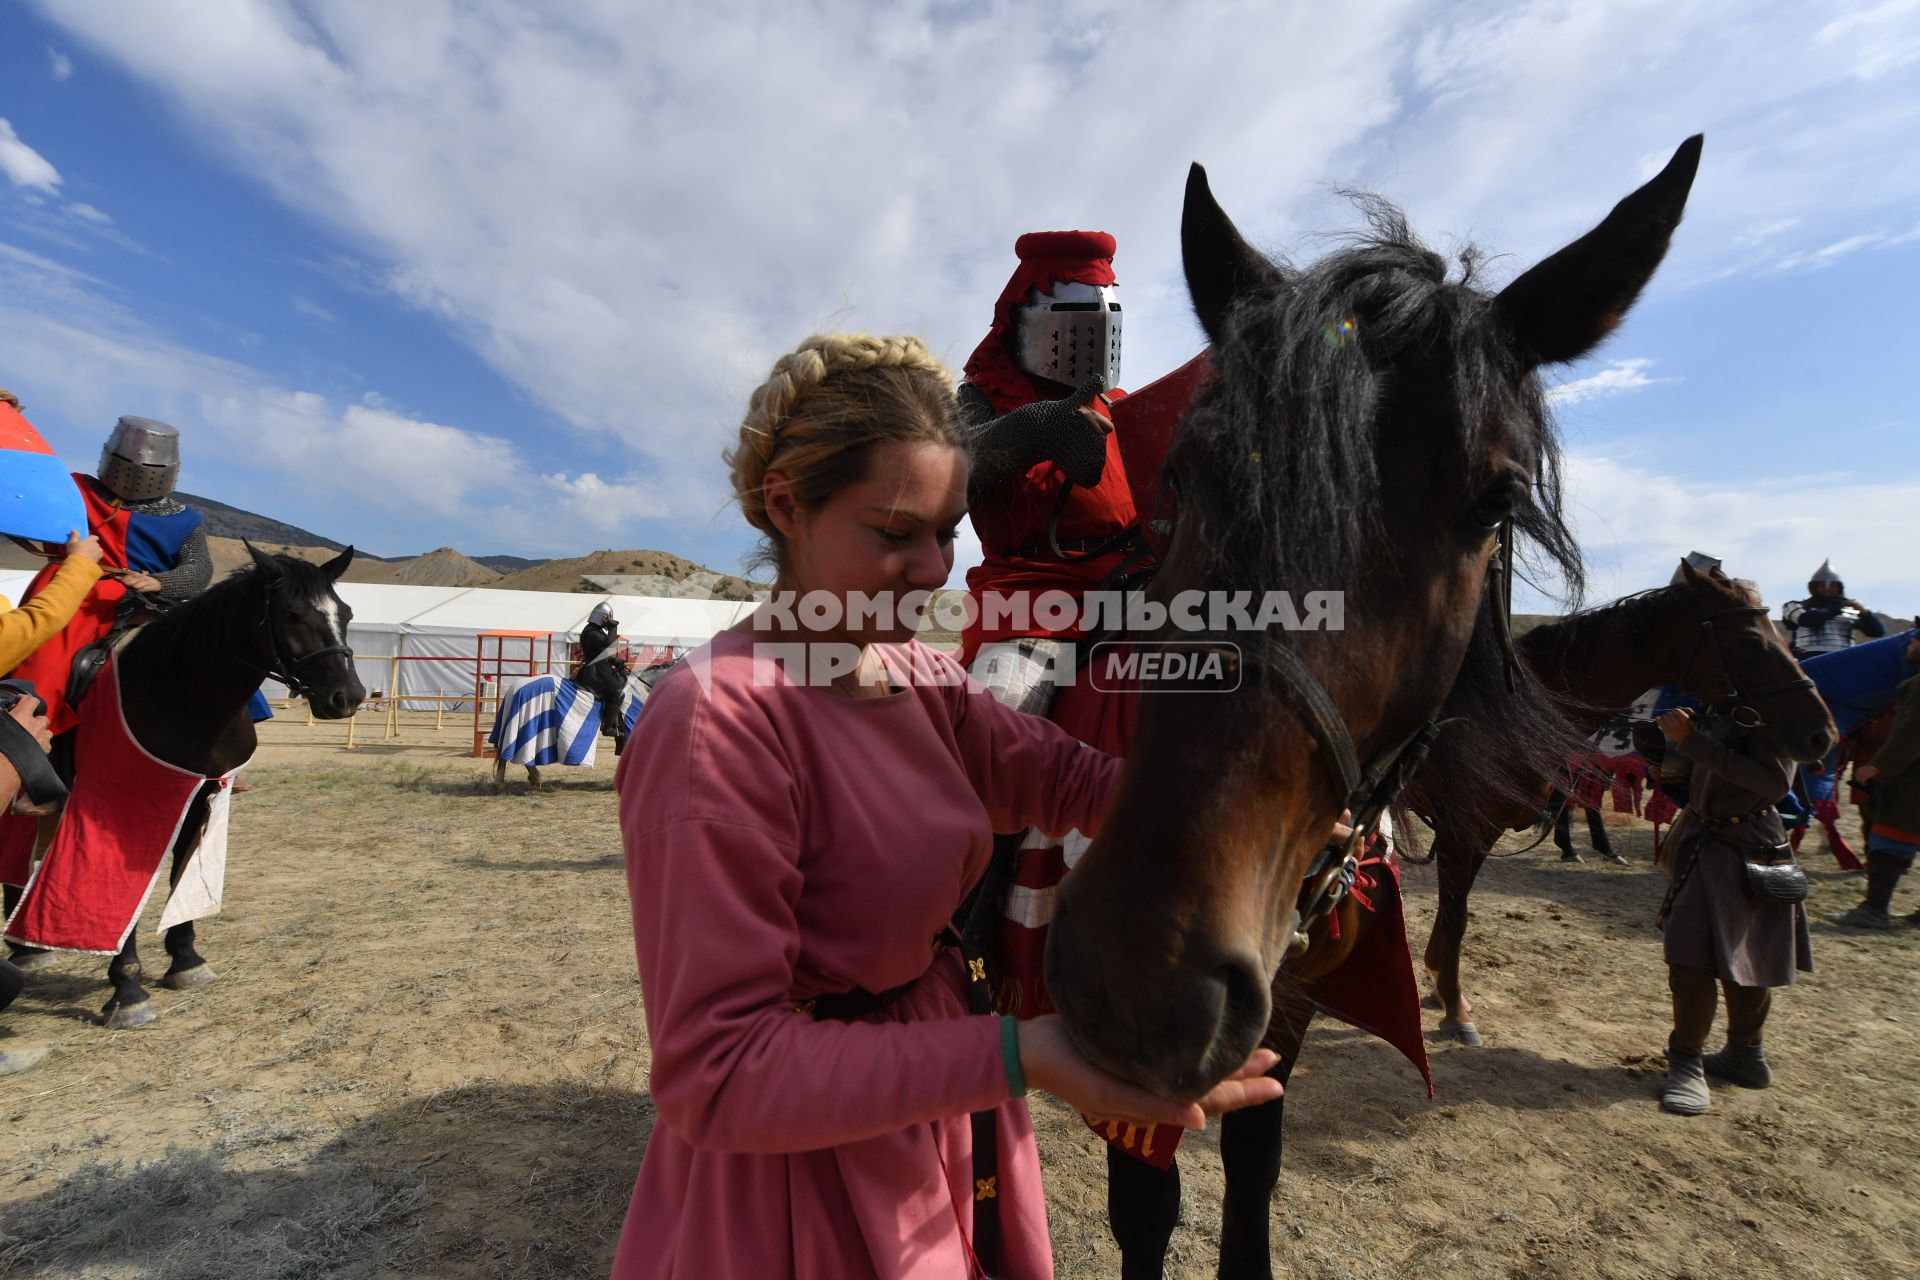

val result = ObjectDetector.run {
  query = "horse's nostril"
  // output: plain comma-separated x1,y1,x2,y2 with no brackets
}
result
1214,955,1270,1039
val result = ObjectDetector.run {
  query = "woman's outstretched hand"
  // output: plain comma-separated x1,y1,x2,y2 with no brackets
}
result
1016,1015,1282,1131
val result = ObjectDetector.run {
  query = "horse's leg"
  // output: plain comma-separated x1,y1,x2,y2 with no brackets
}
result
1106,1144,1180,1280
160,786,217,989
491,756,508,794
1424,828,1488,1045
101,932,155,1029
1216,991,1315,1280
5,817,61,970
162,920,214,988
526,764,544,792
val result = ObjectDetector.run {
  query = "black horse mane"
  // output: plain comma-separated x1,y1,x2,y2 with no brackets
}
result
123,554,335,674
1524,573,1763,668
1171,195,1583,603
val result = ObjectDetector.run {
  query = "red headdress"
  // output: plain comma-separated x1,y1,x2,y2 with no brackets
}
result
963,230,1118,415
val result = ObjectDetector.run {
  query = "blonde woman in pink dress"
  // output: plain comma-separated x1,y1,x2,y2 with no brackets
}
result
610,334,1283,1279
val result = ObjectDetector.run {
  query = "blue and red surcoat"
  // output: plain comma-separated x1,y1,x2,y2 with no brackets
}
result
6,473,205,735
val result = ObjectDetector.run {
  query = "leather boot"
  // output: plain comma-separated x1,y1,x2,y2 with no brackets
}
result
1660,1040,1711,1115
1703,1042,1771,1088
1836,851,1906,929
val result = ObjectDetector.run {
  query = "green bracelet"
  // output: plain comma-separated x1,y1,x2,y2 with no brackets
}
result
1000,1015,1027,1099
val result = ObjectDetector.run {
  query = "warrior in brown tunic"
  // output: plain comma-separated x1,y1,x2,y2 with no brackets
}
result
1656,706,1808,1114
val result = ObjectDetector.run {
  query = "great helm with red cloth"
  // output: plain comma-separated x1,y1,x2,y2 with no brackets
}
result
964,230,1121,414
98,415,181,504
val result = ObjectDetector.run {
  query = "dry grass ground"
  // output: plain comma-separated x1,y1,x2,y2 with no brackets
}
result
2,730,1916,1278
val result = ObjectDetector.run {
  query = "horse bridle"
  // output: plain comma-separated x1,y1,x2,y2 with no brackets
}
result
245,584,355,701
1085,488,1511,959
1154,628,1448,957
1676,602,1814,726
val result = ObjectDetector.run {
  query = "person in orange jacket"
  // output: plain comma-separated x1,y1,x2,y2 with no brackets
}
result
0,387,106,1076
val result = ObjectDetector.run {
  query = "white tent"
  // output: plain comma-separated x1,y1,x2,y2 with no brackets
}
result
0,569,39,607
310,584,756,710
0,573,753,710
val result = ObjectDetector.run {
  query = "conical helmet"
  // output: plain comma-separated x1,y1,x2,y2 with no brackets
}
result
1669,550,1722,585
1809,559,1842,588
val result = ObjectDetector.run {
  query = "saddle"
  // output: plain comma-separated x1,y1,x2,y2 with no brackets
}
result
65,605,154,715
67,639,113,714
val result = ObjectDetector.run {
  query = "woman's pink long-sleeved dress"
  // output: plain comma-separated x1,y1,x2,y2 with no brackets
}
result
611,631,1120,1279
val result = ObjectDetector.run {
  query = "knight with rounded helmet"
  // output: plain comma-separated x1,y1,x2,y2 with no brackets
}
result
1782,559,1883,660
575,599,632,754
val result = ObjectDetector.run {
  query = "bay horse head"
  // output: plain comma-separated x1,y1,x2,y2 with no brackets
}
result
1044,137,1704,1100
244,542,366,720
1670,561,1835,762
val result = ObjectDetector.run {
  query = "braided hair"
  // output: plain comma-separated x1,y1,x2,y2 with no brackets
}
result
726,333,960,575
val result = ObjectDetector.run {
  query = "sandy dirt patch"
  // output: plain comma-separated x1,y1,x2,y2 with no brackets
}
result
2,736,1914,1278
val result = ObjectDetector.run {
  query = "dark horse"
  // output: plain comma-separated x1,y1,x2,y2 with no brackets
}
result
1415,562,1836,1047
10,545,365,1028
1045,138,1704,1280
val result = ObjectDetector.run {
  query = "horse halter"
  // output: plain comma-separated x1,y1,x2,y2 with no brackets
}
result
1152,628,1450,959
252,584,355,701
1678,602,1814,726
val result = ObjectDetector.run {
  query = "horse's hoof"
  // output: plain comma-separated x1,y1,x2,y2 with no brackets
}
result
7,949,57,972
163,964,217,990
102,1002,157,1030
1431,1020,1483,1047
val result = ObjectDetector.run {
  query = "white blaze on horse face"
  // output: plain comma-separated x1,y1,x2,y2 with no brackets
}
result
314,594,348,650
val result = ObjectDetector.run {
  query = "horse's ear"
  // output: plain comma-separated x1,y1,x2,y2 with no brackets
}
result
1494,135,1703,367
245,540,283,577
321,545,355,582
1181,163,1284,346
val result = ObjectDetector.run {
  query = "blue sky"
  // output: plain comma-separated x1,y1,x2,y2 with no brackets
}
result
1,0,1915,616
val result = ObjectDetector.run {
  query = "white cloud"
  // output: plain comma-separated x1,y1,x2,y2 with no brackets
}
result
0,118,62,195
1770,224,1920,272
1817,0,1920,79
15,0,1920,572
64,201,110,225
47,47,73,82
290,293,334,322
0,238,665,556
32,3,1918,433
1546,358,1676,406
1545,451,1920,617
